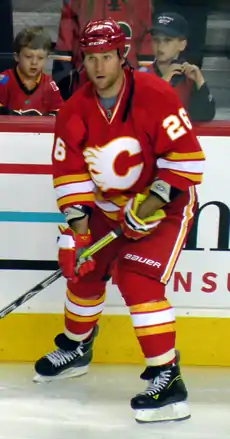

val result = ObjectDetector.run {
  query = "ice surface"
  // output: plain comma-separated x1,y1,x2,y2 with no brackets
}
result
0,364,229,439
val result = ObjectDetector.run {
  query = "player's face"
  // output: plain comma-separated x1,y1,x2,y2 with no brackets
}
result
84,50,123,95
152,34,187,63
14,47,48,79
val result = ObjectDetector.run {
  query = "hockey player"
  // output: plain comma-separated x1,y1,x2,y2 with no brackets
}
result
34,19,205,423
0,26,63,116
52,0,153,99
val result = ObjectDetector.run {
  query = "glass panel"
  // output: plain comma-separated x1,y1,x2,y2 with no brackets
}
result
12,0,62,75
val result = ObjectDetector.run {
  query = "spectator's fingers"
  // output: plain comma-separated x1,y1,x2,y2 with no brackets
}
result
171,64,183,72
172,70,183,75
171,63,183,68
183,65,195,75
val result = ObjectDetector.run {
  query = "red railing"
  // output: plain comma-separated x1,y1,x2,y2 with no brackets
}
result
0,116,229,136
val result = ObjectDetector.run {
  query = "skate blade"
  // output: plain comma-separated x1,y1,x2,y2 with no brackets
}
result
33,365,89,383
135,401,191,423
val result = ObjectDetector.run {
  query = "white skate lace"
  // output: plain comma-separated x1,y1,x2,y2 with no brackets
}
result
142,370,172,396
45,345,84,368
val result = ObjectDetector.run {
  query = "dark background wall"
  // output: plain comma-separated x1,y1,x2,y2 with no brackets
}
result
0,0,14,70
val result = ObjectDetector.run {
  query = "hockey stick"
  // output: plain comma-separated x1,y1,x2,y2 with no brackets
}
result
0,227,122,319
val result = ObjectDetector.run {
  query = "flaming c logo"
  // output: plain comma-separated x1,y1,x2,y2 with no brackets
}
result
83,137,144,192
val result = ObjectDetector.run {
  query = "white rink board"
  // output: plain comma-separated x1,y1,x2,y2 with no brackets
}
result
0,132,229,316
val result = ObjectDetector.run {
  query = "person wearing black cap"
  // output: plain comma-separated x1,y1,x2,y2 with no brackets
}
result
149,12,215,122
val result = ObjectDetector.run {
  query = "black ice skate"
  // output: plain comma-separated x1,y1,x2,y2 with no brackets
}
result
33,325,98,383
131,363,190,423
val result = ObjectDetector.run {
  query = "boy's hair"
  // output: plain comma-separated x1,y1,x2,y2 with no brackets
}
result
14,26,52,54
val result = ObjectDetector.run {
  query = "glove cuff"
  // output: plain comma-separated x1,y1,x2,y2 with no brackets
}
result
76,233,92,247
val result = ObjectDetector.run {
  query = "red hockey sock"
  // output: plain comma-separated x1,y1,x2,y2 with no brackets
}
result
130,299,176,365
118,271,176,365
64,287,105,342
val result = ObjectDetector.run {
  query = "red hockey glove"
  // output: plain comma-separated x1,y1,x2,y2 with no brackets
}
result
121,194,166,240
57,226,96,281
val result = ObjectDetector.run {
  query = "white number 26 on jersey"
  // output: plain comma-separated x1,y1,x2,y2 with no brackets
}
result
163,108,192,141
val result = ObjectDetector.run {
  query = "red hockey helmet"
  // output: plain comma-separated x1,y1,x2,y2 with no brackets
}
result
79,18,126,56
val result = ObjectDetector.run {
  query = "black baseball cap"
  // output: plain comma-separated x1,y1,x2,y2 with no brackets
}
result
150,12,189,39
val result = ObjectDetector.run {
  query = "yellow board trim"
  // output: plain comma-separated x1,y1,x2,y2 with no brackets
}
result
54,173,91,186
135,322,176,336
1,314,230,366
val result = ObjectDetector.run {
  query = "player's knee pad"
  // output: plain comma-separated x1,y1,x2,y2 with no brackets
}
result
116,270,165,306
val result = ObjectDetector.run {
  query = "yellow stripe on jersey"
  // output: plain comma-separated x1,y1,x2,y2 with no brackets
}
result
130,300,170,314
107,195,129,207
95,186,150,221
101,210,120,221
57,193,95,209
165,151,205,161
96,191,128,208
161,186,195,284
135,322,176,337
53,173,91,187
170,170,203,183
67,289,105,307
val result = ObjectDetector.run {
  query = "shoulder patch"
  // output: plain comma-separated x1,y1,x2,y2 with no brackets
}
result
50,81,59,91
0,74,9,85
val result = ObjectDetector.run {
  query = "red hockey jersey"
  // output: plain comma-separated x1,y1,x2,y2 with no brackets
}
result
0,68,63,115
54,0,154,70
52,70,205,221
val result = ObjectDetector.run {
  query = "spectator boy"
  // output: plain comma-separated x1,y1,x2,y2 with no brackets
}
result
0,26,63,116
149,13,215,122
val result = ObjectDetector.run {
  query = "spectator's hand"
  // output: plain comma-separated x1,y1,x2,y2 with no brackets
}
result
182,62,205,89
162,63,183,82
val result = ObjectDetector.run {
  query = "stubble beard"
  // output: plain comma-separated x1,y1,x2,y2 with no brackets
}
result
93,73,120,93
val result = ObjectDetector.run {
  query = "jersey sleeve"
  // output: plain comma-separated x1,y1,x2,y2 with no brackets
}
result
153,86,205,191
45,80,64,114
52,98,96,213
